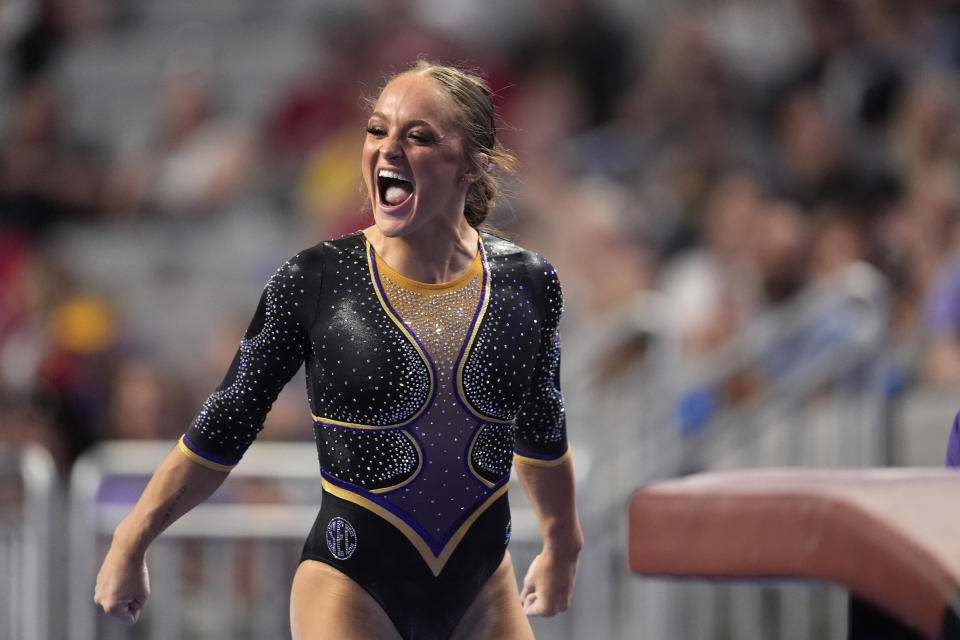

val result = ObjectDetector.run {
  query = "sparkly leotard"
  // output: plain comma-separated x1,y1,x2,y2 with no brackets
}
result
177,231,568,639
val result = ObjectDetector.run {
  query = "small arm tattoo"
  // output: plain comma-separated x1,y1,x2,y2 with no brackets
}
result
157,486,188,530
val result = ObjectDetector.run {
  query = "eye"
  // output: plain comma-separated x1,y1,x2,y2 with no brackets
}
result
366,125,386,137
409,131,433,144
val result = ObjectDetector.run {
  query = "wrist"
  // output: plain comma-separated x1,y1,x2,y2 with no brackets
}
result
542,516,583,552
542,534,583,560
110,525,150,561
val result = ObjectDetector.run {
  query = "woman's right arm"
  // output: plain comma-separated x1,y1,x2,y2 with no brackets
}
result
94,250,322,624
94,446,228,624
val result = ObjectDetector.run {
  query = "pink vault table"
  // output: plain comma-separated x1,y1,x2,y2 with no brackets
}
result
628,468,960,639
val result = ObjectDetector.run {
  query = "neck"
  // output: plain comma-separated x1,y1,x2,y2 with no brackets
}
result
364,219,480,284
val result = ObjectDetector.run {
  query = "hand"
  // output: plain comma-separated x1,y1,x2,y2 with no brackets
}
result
519,549,579,617
94,546,150,625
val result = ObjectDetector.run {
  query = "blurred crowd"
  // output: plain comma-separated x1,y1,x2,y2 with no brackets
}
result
4,0,960,473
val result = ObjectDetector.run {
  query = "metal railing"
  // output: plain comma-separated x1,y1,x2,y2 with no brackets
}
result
566,262,895,640
0,445,57,640
68,441,324,640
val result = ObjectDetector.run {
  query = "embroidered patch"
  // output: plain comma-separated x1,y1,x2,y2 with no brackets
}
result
326,516,358,560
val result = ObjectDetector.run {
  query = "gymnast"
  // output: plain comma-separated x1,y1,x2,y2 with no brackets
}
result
94,60,583,639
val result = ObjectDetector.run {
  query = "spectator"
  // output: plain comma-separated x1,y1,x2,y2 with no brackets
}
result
659,173,764,356
0,73,105,233
104,52,257,217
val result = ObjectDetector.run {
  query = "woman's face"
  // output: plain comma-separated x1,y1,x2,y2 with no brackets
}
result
362,73,474,239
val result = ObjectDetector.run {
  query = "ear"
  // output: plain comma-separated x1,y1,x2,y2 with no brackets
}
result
461,153,490,183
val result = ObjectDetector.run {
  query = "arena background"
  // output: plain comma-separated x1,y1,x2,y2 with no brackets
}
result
2,0,959,638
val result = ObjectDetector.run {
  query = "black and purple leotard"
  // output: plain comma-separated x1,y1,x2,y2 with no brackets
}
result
177,230,568,639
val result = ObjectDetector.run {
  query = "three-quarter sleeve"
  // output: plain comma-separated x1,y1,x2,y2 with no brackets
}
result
180,252,320,471
513,263,569,467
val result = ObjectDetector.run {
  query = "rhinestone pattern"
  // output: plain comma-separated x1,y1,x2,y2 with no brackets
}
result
308,240,431,427
325,516,358,560
470,424,515,484
461,241,554,422
373,251,496,539
182,232,568,563
318,426,420,491
513,265,566,452
185,256,314,462
466,236,567,458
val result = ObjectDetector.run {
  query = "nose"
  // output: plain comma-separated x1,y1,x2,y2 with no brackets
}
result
381,134,403,160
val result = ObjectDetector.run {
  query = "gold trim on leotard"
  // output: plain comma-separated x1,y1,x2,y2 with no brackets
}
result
372,247,482,294
513,447,571,468
466,425,499,489
369,430,423,494
455,237,514,426
177,435,236,472
354,236,435,429
320,477,509,577
311,413,418,430
331,235,518,576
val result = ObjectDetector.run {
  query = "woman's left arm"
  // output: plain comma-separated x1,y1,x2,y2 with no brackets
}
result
516,455,583,616
512,257,581,615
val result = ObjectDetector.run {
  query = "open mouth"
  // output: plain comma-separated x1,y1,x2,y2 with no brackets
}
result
377,169,414,209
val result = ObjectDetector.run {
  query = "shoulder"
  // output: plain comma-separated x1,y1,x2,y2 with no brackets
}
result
266,232,365,323
481,231,560,284
280,231,366,279
481,232,562,323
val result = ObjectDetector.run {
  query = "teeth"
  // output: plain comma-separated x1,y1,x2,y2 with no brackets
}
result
378,169,411,183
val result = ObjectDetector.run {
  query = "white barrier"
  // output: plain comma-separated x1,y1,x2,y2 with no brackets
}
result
68,441,324,640
562,262,895,640
0,445,57,640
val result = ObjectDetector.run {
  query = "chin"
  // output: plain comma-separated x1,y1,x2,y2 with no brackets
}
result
371,190,423,237
371,209,413,238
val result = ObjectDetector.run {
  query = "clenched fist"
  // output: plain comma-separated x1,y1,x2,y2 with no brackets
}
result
94,547,150,625
520,550,579,617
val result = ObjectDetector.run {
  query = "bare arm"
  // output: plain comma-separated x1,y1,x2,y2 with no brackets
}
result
94,446,229,624
515,454,583,616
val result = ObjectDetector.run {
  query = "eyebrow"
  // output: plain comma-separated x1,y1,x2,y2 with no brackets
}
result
369,113,438,130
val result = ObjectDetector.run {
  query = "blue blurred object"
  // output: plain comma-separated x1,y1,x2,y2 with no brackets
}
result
881,364,908,398
676,387,716,436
